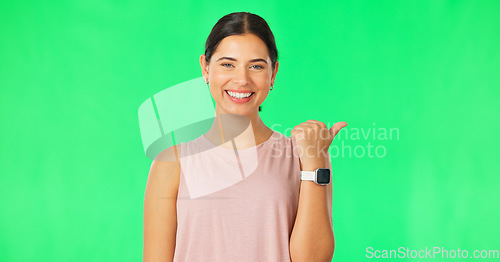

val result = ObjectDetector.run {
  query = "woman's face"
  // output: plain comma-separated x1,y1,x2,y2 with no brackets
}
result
200,33,278,117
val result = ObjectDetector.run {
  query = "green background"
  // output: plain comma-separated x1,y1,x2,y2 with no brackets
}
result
1,0,499,261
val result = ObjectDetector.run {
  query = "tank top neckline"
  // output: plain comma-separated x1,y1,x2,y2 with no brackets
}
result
198,130,278,156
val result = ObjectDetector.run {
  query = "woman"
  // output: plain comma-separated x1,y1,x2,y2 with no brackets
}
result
143,12,347,261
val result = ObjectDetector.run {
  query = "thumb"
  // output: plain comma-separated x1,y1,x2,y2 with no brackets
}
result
329,121,348,138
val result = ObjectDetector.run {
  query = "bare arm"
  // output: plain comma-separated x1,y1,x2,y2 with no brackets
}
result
143,145,181,262
289,120,346,261
290,155,335,262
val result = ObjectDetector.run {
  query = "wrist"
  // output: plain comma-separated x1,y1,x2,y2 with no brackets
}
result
300,157,329,171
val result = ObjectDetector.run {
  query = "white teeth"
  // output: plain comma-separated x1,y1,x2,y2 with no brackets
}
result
227,91,253,99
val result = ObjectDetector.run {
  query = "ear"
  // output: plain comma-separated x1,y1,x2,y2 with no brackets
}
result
271,60,279,86
200,54,209,82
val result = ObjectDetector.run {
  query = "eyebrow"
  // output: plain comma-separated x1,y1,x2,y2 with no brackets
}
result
215,56,268,64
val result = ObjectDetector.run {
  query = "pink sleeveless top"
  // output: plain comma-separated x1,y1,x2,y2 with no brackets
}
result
174,130,301,261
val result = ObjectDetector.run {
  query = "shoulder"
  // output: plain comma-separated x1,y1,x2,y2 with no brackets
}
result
272,130,297,150
147,144,182,197
154,144,182,163
266,130,300,161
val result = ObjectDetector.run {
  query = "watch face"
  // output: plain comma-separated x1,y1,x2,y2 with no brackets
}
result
316,168,331,184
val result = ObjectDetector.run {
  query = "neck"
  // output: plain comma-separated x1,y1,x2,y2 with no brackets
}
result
205,107,272,147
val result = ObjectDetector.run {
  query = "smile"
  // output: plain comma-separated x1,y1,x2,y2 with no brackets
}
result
225,90,255,103
226,90,253,98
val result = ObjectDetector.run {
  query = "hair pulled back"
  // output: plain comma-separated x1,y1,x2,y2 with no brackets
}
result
204,12,278,71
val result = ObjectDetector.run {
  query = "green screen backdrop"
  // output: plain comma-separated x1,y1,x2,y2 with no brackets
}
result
1,0,499,261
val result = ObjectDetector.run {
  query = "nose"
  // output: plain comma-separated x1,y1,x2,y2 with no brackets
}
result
232,66,249,86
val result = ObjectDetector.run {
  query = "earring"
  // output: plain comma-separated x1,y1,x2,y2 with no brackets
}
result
270,85,274,90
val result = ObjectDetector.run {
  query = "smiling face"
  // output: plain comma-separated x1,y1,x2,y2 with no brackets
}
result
200,33,279,117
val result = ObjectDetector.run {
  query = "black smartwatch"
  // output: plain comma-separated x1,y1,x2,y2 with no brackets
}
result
300,168,331,185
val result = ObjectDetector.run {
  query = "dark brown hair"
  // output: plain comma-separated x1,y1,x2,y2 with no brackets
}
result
204,12,278,71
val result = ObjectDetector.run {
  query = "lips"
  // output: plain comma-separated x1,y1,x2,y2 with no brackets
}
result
225,89,254,93
224,90,255,103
